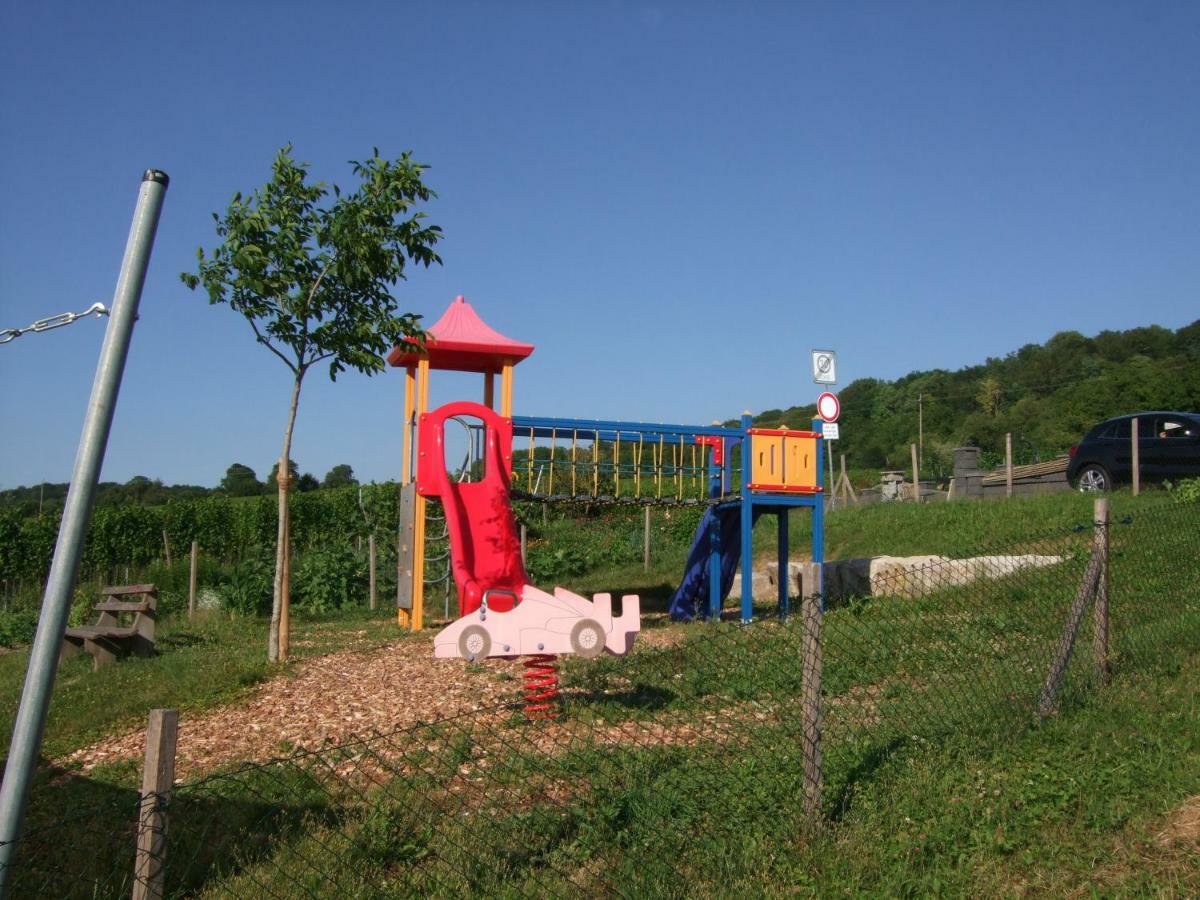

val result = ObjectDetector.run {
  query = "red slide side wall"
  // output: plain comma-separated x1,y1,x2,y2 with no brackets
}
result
415,402,529,616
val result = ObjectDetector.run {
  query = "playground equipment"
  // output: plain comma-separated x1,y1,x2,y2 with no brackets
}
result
433,587,640,660
389,295,826,629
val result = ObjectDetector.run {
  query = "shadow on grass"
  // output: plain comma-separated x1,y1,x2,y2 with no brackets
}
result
6,760,344,899
828,737,906,823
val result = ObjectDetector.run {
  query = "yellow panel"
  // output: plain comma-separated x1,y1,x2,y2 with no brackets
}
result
751,434,783,486
783,436,818,489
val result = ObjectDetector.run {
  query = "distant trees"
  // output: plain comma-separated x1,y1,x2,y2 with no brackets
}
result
751,319,1200,477
220,463,262,497
322,464,357,489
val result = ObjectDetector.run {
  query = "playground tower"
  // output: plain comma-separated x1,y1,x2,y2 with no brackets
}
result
387,295,534,629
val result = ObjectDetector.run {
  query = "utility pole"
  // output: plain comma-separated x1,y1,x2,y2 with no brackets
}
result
918,393,924,469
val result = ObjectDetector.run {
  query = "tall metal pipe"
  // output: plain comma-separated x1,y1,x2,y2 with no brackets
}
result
0,171,168,892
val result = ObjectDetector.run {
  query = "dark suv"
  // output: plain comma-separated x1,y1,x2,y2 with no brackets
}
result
1067,411,1200,491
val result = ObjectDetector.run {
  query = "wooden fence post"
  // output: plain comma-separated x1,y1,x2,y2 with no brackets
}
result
1092,498,1109,685
132,709,178,900
1131,417,1140,496
368,534,377,612
161,530,171,567
188,541,198,618
910,443,920,503
520,524,527,564
1005,432,1014,499
643,506,651,572
801,588,823,825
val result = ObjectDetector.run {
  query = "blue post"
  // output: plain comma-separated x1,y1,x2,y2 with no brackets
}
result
740,413,755,623
812,418,826,610
707,511,721,620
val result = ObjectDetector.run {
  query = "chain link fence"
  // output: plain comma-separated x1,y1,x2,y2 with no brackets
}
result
4,498,1198,897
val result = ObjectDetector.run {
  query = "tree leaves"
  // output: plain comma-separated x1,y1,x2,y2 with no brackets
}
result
181,145,442,382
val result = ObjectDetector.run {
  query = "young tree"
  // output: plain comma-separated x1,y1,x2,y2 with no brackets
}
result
267,458,300,491
183,146,442,661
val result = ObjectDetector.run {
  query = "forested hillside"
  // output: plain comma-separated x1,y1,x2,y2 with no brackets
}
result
750,321,1200,477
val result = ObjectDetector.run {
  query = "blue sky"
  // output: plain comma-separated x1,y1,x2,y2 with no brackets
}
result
2,2,1197,489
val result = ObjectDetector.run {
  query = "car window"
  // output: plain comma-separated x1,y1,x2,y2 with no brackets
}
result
1155,417,1197,439
1096,421,1124,439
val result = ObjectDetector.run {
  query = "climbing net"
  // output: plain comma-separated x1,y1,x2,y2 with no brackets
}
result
509,418,743,507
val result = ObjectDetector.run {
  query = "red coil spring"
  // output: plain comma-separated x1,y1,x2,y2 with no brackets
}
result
521,654,560,720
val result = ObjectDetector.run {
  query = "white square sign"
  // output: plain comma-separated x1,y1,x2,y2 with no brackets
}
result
812,350,837,385
822,422,839,440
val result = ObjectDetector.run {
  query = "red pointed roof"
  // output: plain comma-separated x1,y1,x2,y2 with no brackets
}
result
387,295,535,373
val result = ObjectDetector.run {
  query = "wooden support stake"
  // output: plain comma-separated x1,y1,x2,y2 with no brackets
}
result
910,443,920,503
1131,417,1140,496
801,588,823,824
132,709,178,900
1005,432,1014,499
520,523,527,564
1092,498,1109,686
368,533,377,612
188,541,198,618
1038,550,1102,716
643,506,651,572
162,530,171,567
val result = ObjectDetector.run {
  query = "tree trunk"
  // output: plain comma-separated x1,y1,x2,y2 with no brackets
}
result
269,374,304,663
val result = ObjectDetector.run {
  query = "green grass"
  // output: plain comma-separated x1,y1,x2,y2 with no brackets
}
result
4,493,1197,897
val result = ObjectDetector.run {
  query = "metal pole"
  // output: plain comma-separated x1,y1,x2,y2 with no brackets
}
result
0,171,168,890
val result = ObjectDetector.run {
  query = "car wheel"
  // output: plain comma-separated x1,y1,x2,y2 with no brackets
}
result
570,619,605,659
1076,464,1111,493
458,625,491,661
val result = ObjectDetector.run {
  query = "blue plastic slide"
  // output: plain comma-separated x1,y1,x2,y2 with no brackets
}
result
668,506,760,621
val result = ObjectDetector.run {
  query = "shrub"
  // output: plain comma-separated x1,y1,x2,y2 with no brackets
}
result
221,555,274,618
293,545,367,615
1165,476,1200,502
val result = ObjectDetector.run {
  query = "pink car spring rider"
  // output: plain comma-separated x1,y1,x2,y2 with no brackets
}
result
416,401,641,715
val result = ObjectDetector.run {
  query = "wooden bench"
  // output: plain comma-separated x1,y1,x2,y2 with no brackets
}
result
61,584,157,671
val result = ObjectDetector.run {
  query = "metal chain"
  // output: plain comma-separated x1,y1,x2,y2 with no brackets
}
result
0,302,109,344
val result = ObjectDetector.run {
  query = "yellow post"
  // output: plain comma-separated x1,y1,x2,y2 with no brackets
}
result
401,367,416,484
500,362,514,417
398,366,418,629
410,358,431,631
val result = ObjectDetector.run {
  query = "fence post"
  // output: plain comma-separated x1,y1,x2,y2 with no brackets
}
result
1131,417,1140,496
132,709,178,900
1005,432,1014,498
801,588,823,825
161,530,171,567
368,534,377,612
1092,498,1109,686
643,506,651,571
520,524,527,564
188,541,198,618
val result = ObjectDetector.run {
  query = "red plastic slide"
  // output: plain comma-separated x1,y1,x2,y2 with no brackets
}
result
415,401,529,615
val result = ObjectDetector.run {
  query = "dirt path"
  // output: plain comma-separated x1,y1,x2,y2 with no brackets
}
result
62,635,529,779
61,620,691,780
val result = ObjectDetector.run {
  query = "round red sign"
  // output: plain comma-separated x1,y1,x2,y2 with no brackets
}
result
817,391,840,423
